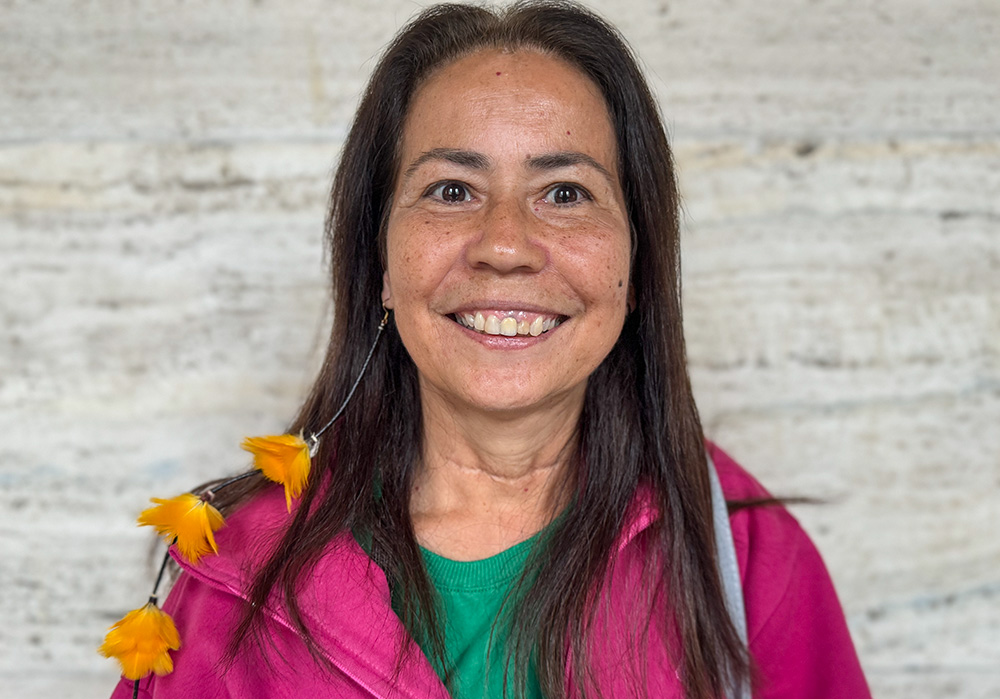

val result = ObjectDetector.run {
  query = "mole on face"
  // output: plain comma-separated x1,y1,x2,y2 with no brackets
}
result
618,280,623,287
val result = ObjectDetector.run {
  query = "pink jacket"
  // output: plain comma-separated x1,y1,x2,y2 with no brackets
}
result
112,444,871,698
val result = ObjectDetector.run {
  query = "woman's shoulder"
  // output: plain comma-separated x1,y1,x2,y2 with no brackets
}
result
709,441,815,565
707,440,778,503
171,482,388,608
707,441,827,618
707,442,871,698
148,486,447,698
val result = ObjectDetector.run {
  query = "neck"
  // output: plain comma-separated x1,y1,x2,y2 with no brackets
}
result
409,382,583,560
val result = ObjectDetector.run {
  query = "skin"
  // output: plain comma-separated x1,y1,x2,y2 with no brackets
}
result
382,50,631,560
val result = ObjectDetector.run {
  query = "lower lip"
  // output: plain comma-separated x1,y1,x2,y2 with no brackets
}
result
452,319,558,348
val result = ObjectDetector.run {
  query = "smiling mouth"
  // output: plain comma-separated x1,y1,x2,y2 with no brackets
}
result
452,310,565,337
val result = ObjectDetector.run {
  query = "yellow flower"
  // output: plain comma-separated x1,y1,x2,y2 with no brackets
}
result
241,433,311,511
138,493,225,564
99,601,180,680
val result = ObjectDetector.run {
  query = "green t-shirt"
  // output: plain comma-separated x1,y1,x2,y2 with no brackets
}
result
418,537,543,699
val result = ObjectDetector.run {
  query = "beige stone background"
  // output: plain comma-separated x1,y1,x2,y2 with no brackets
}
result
1,0,997,696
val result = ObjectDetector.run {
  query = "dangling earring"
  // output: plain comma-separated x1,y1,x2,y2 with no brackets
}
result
307,306,390,454
233,305,391,499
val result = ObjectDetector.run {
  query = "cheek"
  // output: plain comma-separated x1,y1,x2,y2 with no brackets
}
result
559,230,631,305
386,221,458,299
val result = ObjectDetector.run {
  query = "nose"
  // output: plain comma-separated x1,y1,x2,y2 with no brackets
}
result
465,197,547,274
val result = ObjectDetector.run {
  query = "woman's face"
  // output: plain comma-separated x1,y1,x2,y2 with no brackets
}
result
382,50,631,416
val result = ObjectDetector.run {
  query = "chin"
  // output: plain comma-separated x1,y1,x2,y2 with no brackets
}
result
467,395,547,414
452,376,585,416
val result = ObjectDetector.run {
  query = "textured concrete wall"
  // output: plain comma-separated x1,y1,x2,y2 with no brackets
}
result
1,1,997,696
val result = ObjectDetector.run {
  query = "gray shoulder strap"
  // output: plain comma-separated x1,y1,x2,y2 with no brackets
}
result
708,453,751,699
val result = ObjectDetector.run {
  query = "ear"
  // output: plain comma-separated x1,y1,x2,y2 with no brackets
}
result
381,270,394,309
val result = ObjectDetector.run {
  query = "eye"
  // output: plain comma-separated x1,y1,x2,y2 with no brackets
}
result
544,184,590,206
427,181,471,203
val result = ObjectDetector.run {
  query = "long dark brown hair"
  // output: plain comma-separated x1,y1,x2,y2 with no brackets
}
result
215,2,751,697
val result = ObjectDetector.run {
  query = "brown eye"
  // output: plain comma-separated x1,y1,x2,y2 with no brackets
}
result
545,184,587,205
431,182,470,203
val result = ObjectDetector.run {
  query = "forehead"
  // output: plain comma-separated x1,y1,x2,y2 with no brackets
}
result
400,49,618,166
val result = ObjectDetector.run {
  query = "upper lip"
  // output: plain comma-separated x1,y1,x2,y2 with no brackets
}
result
444,300,569,316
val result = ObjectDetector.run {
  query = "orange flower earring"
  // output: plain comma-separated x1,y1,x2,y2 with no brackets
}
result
240,434,311,512
99,599,180,681
138,493,226,564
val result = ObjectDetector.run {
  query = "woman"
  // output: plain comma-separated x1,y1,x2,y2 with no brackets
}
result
105,2,871,697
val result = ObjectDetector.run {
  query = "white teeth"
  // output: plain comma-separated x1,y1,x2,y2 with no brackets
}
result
455,311,563,336
499,317,518,336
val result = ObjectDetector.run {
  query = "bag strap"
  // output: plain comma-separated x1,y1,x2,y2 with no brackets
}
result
708,453,751,699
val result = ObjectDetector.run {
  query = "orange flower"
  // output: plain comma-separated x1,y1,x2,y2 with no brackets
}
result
241,433,311,511
99,601,180,680
138,493,225,564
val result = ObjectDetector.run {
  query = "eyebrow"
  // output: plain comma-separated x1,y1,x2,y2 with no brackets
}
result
402,148,491,181
401,148,616,189
525,151,616,189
